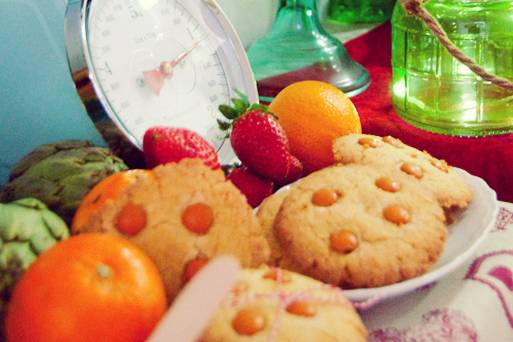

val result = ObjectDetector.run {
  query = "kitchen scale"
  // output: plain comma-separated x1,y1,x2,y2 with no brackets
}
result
0,0,257,184
65,0,257,166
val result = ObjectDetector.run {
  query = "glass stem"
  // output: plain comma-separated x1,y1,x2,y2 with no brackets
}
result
274,0,324,35
280,0,316,8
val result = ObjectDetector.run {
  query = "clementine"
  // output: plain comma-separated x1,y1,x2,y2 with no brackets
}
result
72,169,154,233
269,80,361,173
5,234,167,342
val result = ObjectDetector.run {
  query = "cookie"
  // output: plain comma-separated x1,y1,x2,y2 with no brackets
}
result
257,191,303,272
332,134,473,209
257,190,289,265
72,159,270,301
274,164,447,288
200,267,367,342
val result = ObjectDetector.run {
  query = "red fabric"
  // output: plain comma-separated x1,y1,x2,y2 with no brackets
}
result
345,23,513,202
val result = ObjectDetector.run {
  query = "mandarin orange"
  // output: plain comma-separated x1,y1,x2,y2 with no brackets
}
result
5,234,167,342
72,169,154,233
269,81,361,173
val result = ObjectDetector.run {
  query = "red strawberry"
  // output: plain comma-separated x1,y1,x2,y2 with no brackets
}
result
143,127,220,169
274,156,303,188
218,93,303,184
227,166,274,208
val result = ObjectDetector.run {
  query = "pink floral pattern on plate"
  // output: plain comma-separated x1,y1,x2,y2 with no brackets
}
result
369,308,478,342
465,250,513,328
494,208,513,232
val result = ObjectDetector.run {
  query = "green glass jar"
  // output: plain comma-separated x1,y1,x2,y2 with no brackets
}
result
329,0,396,24
392,0,513,136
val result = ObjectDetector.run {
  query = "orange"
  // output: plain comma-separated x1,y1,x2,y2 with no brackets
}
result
72,169,154,233
269,80,361,173
6,234,167,342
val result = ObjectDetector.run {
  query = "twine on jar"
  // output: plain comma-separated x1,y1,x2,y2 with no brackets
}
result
400,0,513,92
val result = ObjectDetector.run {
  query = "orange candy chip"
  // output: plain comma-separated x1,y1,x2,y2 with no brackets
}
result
286,301,317,317
232,308,266,336
383,205,411,225
182,203,214,235
401,162,424,179
431,159,449,173
358,137,381,148
115,203,147,236
375,177,401,193
182,257,209,283
312,189,338,207
263,269,292,283
330,231,359,254
383,136,403,148
231,282,249,296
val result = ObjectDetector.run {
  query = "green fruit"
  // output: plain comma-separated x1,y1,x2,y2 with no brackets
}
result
0,140,128,223
0,198,69,337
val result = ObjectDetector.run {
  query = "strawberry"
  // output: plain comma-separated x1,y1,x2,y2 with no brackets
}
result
218,92,303,184
227,166,274,208
143,127,220,169
274,156,303,188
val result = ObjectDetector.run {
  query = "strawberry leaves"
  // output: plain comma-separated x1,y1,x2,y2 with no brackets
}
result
217,91,275,135
218,105,239,120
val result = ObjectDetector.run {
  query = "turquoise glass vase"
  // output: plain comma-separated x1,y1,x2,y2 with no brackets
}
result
248,0,370,102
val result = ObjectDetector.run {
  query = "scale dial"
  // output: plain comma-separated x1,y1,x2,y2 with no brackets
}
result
65,0,257,164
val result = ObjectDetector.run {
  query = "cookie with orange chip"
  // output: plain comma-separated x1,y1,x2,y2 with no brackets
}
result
332,133,473,209
200,267,367,342
274,164,447,288
72,159,270,301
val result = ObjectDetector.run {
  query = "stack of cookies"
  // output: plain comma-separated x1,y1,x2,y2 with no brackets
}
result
73,159,369,340
258,134,473,289
71,134,473,340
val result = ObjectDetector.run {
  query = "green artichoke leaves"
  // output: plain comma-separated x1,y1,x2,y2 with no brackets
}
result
0,198,69,331
0,140,128,223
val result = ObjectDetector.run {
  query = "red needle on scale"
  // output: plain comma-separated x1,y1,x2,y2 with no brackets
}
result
143,40,202,95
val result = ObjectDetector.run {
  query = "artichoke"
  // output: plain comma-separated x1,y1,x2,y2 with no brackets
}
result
0,140,128,223
0,198,69,334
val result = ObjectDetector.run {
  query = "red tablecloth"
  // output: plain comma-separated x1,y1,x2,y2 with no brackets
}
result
345,23,513,202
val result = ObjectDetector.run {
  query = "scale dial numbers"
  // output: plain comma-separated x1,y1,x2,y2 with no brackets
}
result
87,0,231,146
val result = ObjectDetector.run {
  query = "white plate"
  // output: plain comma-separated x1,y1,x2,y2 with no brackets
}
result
345,168,499,305
277,168,499,306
